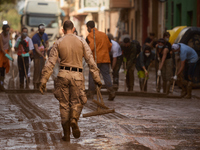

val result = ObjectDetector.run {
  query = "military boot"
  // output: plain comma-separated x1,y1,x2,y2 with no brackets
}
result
62,121,70,142
62,111,71,142
86,90,95,100
181,80,188,97
107,87,115,100
139,78,144,91
70,104,83,138
166,81,171,95
163,81,167,93
185,82,193,99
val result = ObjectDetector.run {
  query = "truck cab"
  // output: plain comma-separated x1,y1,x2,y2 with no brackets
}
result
21,0,61,46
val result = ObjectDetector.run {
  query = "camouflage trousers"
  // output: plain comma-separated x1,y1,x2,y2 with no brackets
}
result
53,70,87,125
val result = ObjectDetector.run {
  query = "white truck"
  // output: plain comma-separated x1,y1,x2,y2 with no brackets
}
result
21,0,61,46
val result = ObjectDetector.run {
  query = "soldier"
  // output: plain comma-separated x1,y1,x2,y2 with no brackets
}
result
121,38,140,91
39,20,102,142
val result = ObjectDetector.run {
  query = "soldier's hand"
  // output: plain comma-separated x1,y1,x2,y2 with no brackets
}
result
39,82,46,95
96,81,102,89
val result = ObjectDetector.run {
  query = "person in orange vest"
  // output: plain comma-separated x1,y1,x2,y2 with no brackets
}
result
86,20,115,101
0,24,13,91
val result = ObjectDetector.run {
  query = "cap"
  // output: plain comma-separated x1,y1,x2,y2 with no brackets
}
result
172,44,179,50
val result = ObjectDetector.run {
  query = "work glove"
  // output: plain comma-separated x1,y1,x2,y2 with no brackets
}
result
21,53,30,57
9,40,12,48
15,38,21,48
39,82,46,95
5,54,13,61
172,75,177,81
157,70,161,76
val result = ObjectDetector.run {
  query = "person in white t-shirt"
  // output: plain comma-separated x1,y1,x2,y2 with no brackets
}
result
14,27,34,89
110,39,123,91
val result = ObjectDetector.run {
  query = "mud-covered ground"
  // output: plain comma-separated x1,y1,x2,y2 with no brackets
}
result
0,52,200,149
0,92,200,150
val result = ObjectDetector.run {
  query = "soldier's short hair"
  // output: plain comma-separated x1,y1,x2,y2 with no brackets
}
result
86,21,95,28
2,24,10,31
63,20,74,31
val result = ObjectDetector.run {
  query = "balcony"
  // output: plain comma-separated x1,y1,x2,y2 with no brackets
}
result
110,0,132,8
78,0,99,13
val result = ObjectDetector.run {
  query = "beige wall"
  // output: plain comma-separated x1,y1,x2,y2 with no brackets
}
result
128,8,135,40
110,11,119,38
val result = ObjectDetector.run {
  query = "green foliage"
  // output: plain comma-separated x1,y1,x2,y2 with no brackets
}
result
0,3,21,31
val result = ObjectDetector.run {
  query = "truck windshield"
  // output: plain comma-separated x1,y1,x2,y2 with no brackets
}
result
27,16,58,28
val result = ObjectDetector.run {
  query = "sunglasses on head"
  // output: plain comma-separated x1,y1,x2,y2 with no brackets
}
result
39,26,45,29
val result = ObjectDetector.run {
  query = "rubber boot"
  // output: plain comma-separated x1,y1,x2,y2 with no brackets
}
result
107,87,116,100
181,80,188,97
166,81,171,95
163,81,167,94
128,86,133,92
185,82,192,99
34,83,38,90
0,76,5,91
113,84,118,91
26,80,29,89
70,104,83,139
139,78,144,91
144,80,147,92
156,77,161,93
20,83,24,89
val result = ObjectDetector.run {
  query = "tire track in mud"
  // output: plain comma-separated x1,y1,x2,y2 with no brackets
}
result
85,102,135,135
8,94,62,150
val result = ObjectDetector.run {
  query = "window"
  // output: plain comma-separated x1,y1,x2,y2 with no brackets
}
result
27,15,58,28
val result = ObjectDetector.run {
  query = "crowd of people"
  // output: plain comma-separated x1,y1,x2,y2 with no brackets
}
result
0,20,198,142
0,20,199,100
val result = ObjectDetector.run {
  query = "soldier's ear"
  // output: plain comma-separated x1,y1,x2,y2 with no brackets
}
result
62,29,66,34
72,27,75,33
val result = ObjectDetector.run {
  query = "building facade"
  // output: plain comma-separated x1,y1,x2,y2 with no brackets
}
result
165,0,198,30
61,0,167,45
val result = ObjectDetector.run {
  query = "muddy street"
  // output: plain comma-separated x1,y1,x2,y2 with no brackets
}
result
0,92,199,150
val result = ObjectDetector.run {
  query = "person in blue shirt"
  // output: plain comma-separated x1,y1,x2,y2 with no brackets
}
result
32,24,49,89
136,46,155,91
172,43,198,99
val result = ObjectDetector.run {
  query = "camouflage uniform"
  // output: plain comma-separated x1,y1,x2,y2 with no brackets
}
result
121,42,140,91
40,34,101,141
